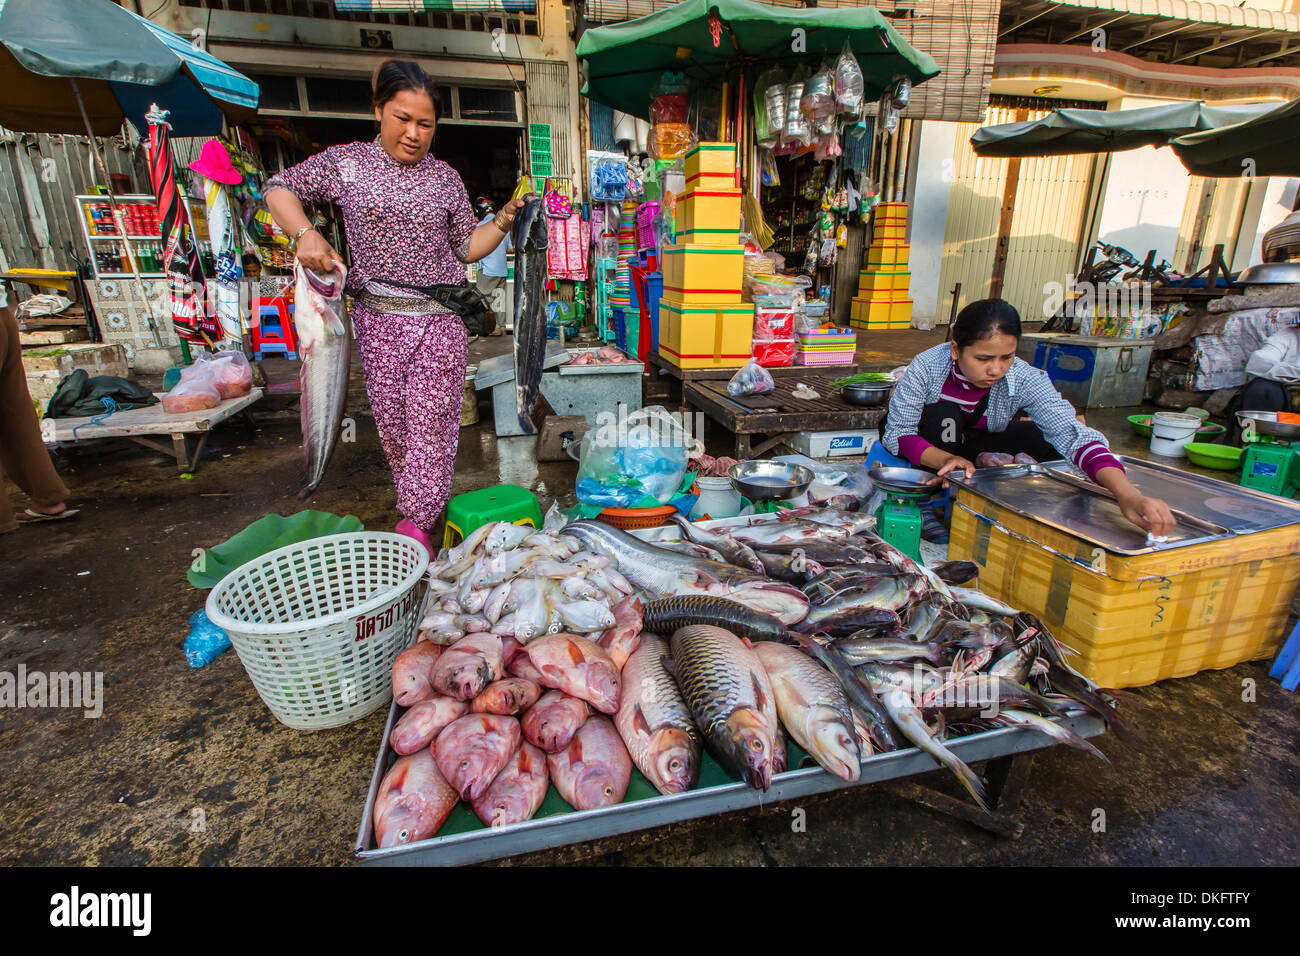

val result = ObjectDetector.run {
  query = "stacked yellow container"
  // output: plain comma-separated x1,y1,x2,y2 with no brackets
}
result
657,143,754,369
850,201,912,331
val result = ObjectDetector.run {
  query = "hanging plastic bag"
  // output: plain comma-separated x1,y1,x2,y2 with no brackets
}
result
879,95,900,134
760,148,780,187
755,68,783,145
803,63,837,135
834,41,865,115
650,94,688,124
649,123,693,159
891,76,912,111
727,359,775,398
784,69,811,146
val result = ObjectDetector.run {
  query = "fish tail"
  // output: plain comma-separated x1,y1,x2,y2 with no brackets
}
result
933,741,989,812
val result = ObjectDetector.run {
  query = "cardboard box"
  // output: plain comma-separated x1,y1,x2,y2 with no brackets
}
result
858,271,911,295
658,298,754,369
660,242,745,302
684,142,738,179
865,243,909,268
873,223,907,242
674,187,743,234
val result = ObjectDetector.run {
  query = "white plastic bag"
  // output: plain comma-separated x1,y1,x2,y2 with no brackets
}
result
834,41,865,115
727,358,775,398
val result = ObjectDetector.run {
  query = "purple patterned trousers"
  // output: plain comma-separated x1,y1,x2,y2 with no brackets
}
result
352,303,468,532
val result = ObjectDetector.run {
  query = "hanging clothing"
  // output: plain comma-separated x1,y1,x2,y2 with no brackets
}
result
266,137,484,531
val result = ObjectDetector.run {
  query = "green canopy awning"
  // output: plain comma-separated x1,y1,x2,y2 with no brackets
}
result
970,101,1278,159
1170,98,1300,178
577,0,939,120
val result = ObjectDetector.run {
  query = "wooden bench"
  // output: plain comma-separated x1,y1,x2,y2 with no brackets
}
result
40,388,263,473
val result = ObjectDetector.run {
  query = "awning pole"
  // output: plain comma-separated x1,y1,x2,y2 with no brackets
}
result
70,78,164,348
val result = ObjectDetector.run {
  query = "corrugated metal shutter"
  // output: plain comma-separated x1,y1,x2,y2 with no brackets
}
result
580,0,1000,122
525,60,574,178
936,105,1099,323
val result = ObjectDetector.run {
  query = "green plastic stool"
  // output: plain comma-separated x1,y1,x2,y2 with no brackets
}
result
442,484,544,548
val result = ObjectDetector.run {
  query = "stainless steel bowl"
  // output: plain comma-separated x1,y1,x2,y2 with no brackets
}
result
1236,262,1300,286
727,460,815,501
1237,410,1300,441
841,382,894,407
868,465,943,498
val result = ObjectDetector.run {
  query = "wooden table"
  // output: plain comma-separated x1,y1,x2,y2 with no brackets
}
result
41,388,263,472
645,351,858,410
684,373,885,458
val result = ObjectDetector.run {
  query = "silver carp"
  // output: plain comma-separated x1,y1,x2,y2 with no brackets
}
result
512,195,549,434
615,635,701,795
752,642,860,782
294,261,350,498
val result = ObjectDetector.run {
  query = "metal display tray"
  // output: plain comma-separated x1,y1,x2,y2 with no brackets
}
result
1043,456,1300,536
948,464,1233,556
353,698,1105,866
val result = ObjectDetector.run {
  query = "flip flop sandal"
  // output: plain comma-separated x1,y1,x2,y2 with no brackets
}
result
487,328,505,336
16,508,81,524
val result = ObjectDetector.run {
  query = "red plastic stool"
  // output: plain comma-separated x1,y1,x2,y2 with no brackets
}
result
251,296,298,360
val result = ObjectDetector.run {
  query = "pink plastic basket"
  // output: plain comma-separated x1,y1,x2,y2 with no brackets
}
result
795,349,856,366
635,202,661,250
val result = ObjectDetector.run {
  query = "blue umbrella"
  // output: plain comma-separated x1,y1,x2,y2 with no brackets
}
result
0,0,258,137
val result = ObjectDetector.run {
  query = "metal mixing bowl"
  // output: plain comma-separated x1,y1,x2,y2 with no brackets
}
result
728,460,815,501
868,465,943,498
841,382,894,407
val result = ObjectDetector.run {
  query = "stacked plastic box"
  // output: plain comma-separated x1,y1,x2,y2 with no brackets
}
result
657,143,754,369
850,202,912,331
795,328,857,366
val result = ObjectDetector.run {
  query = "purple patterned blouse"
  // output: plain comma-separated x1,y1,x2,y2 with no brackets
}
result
265,136,478,293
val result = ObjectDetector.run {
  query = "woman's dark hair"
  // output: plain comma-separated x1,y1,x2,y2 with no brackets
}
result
951,298,1022,349
371,59,441,117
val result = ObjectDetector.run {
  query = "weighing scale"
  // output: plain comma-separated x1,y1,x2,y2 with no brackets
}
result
867,465,942,564
1237,412,1300,499
727,460,815,515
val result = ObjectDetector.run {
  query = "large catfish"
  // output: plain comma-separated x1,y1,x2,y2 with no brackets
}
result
563,520,811,626
511,195,549,434
294,261,350,497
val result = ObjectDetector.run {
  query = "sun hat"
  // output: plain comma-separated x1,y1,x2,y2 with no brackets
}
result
188,140,243,185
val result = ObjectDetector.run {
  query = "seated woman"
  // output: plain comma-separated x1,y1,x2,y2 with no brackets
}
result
883,297,1175,536
1236,325,1299,414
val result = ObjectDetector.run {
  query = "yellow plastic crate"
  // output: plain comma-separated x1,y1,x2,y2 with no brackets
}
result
876,201,908,216
948,488,1300,688
674,188,743,234
866,243,909,268
684,142,738,180
873,223,907,242
858,271,911,295
660,242,744,302
658,298,754,369
851,297,912,325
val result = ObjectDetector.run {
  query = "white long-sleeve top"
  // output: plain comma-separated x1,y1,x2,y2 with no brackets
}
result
1245,327,1300,384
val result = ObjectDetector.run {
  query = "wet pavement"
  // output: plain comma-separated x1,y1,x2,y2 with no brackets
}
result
0,331,1295,866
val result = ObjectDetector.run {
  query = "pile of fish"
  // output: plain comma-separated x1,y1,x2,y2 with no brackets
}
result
565,346,638,366
373,508,1139,847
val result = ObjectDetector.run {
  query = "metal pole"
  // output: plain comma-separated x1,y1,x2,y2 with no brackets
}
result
70,78,164,348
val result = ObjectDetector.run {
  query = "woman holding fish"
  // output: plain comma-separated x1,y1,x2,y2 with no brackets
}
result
265,59,525,551
883,298,1175,537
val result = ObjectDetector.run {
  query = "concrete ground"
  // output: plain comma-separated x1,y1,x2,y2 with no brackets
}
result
0,329,1295,866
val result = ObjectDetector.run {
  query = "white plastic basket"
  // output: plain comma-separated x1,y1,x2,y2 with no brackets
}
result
206,532,429,731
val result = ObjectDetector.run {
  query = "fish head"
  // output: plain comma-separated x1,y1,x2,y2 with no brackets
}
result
650,728,699,794
446,658,493,701
575,765,620,809
809,709,861,781
376,795,427,848
587,666,620,713
724,708,775,790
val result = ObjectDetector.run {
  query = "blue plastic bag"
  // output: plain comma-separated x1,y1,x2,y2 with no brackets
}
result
185,608,231,668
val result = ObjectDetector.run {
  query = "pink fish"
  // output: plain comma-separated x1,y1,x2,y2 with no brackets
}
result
431,633,505,701
373,749,458,848
521,690,591,753
471,742,549,827
434,713,521,800
546,715,632,811
597,595,643,671
392,641,443,707
389,696,470,755
472,678,543,716
509,633,620,714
